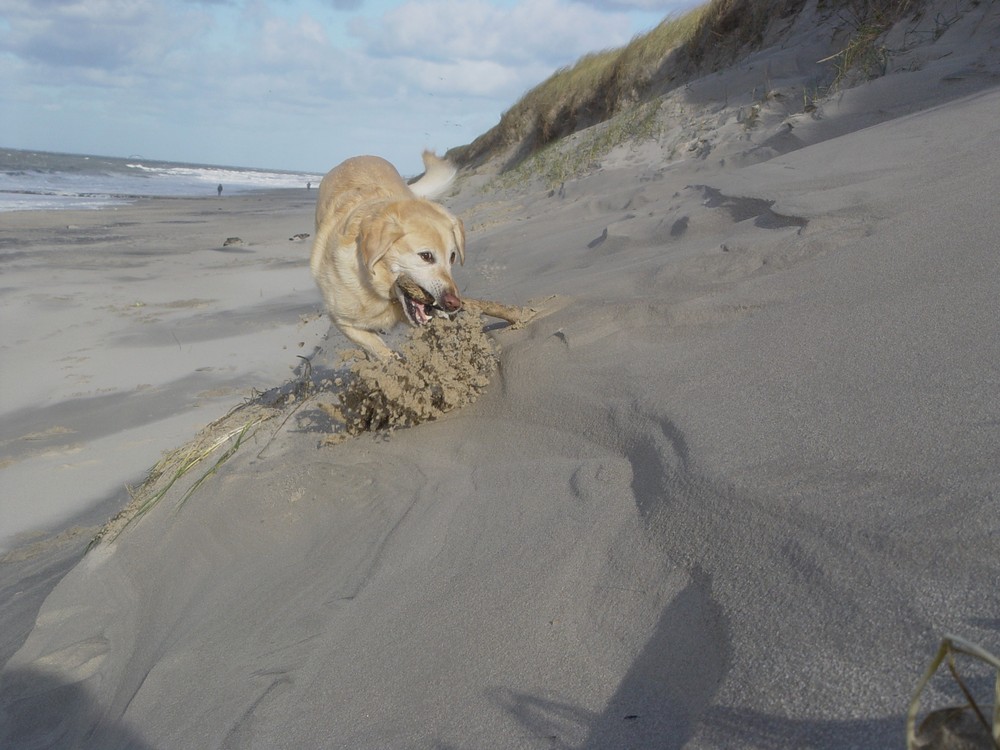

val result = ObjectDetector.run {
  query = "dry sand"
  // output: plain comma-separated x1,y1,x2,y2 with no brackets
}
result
2,1,999,747
0,190,328,552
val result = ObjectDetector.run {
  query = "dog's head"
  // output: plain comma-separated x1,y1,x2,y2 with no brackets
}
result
359,200,465,326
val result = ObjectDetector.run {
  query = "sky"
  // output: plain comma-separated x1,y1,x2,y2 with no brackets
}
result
0,0,702,175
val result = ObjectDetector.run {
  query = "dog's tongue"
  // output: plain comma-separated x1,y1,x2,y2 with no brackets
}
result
413,300,430,324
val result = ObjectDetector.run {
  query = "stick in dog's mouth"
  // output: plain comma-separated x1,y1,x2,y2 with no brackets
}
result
395,275,442,326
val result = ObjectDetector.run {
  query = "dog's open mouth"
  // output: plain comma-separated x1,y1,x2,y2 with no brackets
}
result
399,290,433,325
395,277,437,326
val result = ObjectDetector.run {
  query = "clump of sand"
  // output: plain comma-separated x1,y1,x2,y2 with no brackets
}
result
322,312,500,437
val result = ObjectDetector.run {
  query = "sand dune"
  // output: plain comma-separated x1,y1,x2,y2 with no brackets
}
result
2,1,999,747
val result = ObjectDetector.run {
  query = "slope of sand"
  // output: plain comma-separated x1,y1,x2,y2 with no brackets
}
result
2,2,999,747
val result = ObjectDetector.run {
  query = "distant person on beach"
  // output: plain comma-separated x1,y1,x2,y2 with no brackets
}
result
307,182,311,190
217,184,223,196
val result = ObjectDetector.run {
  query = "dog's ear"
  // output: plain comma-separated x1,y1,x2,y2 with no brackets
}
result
359,212,404,274
451,216,466,265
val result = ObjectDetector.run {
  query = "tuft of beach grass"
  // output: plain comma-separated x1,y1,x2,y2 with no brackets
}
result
90,399,282,549
907,634,1000,749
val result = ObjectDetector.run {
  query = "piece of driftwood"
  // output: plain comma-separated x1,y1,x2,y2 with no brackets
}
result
395,274,435,305
396,273,534,327
463,298,534,327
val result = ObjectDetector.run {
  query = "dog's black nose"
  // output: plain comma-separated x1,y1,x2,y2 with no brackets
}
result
441,290,462,313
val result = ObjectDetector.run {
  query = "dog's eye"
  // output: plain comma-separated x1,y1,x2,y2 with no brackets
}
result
450,251,457,264
418,251,434,263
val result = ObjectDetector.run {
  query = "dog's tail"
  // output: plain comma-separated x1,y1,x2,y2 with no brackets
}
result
408,150,457,199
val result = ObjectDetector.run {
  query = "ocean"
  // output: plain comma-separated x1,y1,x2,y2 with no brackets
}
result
0,147,324,211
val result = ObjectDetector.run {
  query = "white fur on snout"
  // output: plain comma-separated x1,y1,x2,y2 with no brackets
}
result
395,253,455,309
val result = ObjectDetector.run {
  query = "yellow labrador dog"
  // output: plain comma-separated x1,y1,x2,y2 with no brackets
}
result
310,151,465,359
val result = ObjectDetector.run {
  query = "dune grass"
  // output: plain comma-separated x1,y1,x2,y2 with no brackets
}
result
489,98,665,190
822,0,920,87
88,409,275,549
907,634,1000,749
449,0,792,170
450,0,924,173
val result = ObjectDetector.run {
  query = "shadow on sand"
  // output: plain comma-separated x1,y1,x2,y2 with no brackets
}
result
0,668,154,750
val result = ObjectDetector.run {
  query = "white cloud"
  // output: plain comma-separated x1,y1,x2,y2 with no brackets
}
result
0,0,680,171
354,0,631,66
0,0,211,72
400,57,531,97
336,0,643,103
575,0,696,9
258,14,330,67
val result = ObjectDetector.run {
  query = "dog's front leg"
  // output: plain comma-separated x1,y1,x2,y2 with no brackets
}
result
339,325,395,360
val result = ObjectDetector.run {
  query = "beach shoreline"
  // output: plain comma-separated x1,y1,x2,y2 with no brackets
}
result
0,148,323,212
